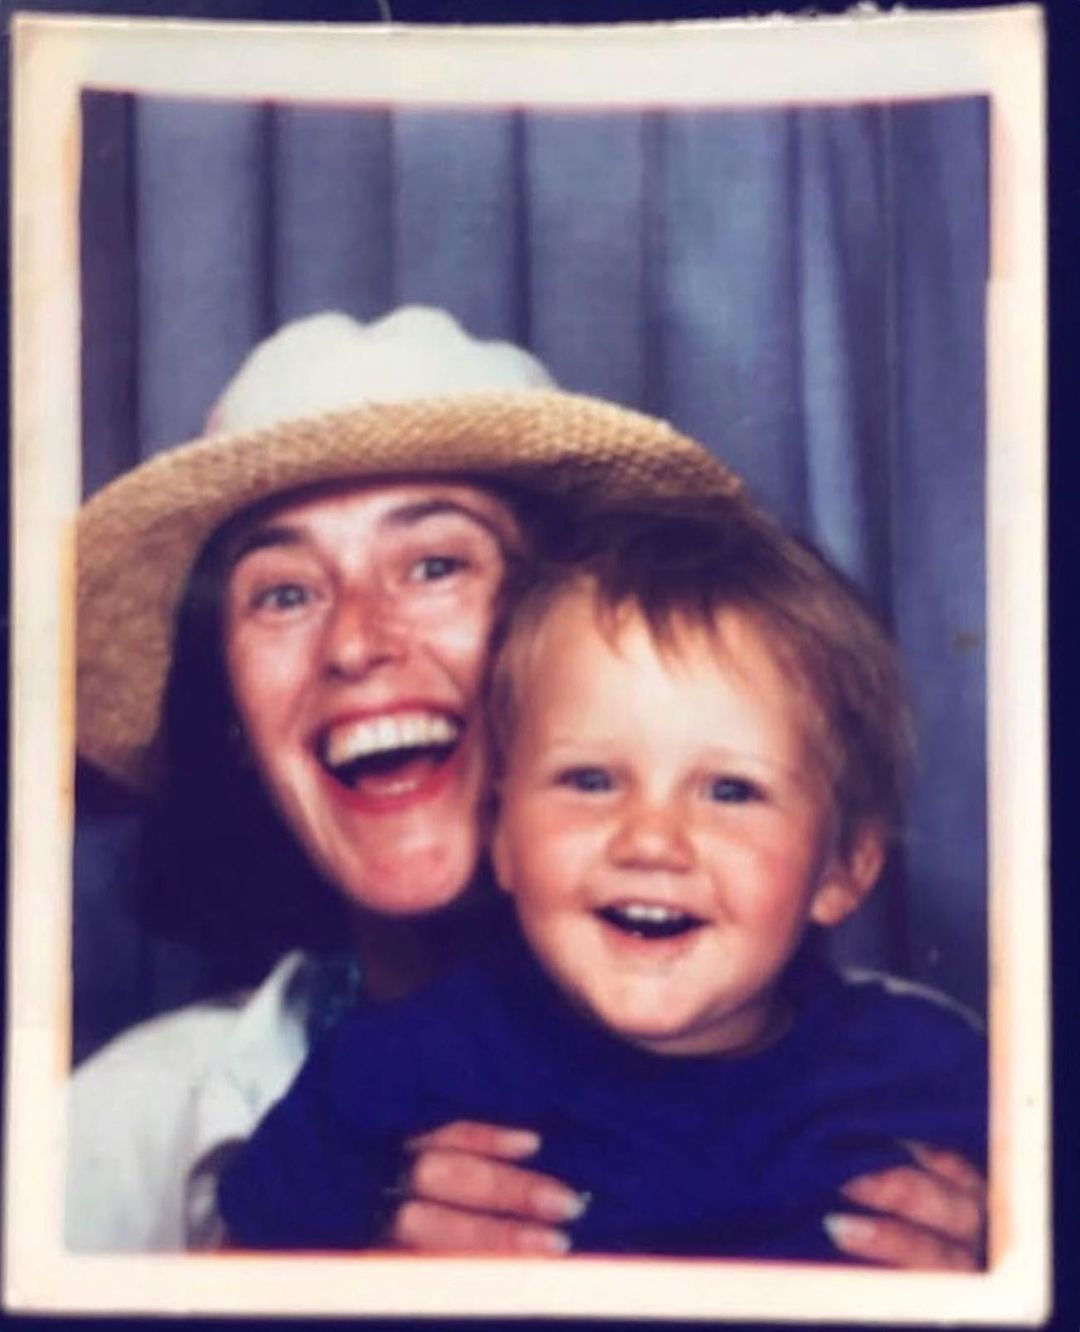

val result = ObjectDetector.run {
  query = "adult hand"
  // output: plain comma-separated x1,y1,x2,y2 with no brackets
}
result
826,1143,986,1270
386,1121,586,1254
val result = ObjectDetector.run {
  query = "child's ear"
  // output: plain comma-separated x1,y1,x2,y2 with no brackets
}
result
809,822,887,928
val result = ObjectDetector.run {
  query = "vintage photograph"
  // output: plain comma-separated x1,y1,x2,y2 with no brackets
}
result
6,8,1047,1321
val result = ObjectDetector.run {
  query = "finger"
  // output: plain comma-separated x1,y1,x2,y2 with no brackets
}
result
901,1142,986,1197
824,1212,977,1271
840,1166,983,1243
407,1147,587,1226
405,1121,541,1161
391,1198,569,1255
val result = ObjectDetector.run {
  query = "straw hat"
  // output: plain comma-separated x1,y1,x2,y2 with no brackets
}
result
78,306,741,790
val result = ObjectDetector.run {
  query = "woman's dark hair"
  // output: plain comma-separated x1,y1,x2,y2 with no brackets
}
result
137,519,352,985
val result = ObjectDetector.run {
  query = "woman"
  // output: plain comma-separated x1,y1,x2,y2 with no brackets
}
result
68,306,986,1266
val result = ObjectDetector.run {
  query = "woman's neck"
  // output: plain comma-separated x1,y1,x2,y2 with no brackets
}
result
348,883,509,1003
351,914,441,1002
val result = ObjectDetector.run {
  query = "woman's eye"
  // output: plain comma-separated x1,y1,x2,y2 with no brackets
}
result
409,554,467,583
251,582,312,613
557,767,614,794
706,776,761,804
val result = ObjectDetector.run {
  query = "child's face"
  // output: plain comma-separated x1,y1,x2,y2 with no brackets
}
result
493,587,882,1057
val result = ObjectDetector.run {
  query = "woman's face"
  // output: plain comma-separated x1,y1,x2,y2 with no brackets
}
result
223,481,520,916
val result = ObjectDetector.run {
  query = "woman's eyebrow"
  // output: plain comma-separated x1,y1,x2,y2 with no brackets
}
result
228,525,305,566
381,498,504,540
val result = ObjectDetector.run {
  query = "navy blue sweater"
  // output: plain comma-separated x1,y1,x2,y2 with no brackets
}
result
219,933,986,1259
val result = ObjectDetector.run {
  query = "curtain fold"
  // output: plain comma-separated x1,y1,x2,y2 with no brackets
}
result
274,104,395,323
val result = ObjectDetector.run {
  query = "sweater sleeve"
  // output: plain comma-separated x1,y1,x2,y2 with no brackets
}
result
216,960,517,1251
834,969,988,1171
217,1009,424,1250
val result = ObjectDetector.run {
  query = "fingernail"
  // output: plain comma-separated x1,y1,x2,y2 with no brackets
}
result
824,1212,876,1249
521,1227,571,1255
538,1186,589,1223
839,1176,874,1204
502,1129,542,1156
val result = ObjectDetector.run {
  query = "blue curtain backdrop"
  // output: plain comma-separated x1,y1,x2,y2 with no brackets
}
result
75,90,989,1062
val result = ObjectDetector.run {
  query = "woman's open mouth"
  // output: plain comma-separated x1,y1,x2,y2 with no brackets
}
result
318,711,463,801
595,902,706,941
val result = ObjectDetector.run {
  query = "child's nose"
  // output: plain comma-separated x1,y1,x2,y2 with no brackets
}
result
321,585,408,681
608,798,696,873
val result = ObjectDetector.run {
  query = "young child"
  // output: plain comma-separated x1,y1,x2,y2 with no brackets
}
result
218,501,986,1260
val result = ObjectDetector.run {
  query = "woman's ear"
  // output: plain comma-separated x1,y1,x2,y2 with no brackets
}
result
489,813,515,896
809,822,887,928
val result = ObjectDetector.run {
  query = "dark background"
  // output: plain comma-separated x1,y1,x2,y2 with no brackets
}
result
2,0,1076,1329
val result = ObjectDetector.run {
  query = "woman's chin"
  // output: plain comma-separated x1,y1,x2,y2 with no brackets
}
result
329,845,479,919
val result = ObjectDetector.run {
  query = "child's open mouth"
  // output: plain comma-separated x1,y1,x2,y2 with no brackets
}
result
319,711,462,799
595,902,706,941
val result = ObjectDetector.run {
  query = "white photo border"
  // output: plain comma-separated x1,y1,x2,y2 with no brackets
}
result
6,7,1048,1321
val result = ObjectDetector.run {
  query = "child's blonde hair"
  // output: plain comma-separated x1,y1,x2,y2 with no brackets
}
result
489,497,914,854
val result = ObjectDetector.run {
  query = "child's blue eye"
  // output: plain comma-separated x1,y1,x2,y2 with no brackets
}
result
707,776,760,804
558,767,614,793
411,554,466,583
253,583,311,612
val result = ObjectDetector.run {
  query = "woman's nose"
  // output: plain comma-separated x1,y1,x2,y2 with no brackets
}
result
321,586,407,680
607,798,696,874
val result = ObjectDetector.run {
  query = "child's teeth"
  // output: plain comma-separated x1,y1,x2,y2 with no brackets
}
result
596,902,703,940
624,903,680,922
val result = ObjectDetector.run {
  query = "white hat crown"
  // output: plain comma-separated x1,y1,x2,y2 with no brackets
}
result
208,306,555,434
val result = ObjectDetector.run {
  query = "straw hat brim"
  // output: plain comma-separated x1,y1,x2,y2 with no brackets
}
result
78,388,740,790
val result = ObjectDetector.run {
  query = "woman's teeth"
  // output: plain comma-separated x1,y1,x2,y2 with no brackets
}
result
596,903,705,940
323,712,459,768
321,712,460,788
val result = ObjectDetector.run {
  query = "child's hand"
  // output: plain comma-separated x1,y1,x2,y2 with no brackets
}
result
385,1120,587,1254
826,1142,986,1269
